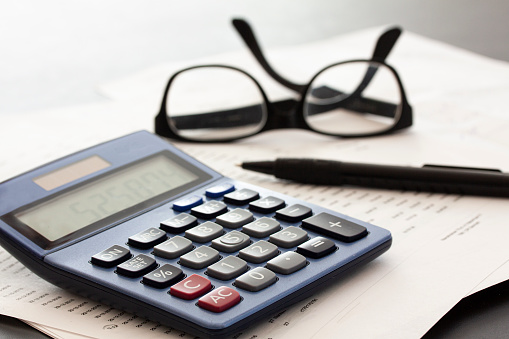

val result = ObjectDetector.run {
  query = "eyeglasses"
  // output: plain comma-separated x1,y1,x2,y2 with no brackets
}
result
155,19,413,142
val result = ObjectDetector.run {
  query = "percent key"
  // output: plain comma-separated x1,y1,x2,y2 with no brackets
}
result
143,264,184,288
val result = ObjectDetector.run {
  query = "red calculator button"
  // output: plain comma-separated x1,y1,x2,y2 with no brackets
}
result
170,274,211,300
198,286,241,313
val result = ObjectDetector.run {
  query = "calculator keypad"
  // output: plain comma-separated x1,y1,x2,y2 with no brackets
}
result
90,184,371,314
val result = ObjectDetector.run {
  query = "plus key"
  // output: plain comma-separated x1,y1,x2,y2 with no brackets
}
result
301,212,367,242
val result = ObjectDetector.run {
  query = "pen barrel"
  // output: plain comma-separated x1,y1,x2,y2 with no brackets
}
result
274,159,509,197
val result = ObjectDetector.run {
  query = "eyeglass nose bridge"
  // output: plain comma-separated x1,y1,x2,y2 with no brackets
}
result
263,98,308,131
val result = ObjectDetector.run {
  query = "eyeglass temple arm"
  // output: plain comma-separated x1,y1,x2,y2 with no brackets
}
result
233,19,401,91
350,27,402,98
232,18,307,93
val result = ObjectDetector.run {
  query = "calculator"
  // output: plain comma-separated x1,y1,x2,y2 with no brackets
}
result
0,131,392,338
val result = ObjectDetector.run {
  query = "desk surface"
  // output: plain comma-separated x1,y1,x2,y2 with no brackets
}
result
1,1,509,338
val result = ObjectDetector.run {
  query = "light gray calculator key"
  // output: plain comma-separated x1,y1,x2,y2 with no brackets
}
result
211,231,251,253
179,246,220,269
206,256,248,280
235,267,277,292
185,221,223,243
238,240,278,264
242,217,280,238
215,208,254,229
153,236,193,259
266,251,307,274
269,226,308,248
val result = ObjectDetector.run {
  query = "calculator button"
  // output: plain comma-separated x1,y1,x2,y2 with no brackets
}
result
238,240,278,264
266,251,307,275
173,195,203,212
205,183,235,198
211,231,251,253
91,245,131,268
185,222,224,243
128,228,167,249
198,286,241,313
215,208,254,229
206,256,248,280
116,254,157,277
180,246,220,269
143,264,183,289
297,237,336,259
170,274,211,300
223,188,260,205
235,267,277,292
301,213,368,243
153,236,193,259
242,217,281,238
275,204,312,222
191,201,228,219
269,226,308,248
249,196,285,214
160,213,198,233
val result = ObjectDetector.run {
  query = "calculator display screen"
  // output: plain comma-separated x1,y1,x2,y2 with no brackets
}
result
14,153,203,244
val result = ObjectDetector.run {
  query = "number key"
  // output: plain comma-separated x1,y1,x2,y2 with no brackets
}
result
238,240,278,263
235,267,277,292
206,256,248,280
180,246,220,269
211,231,251,253
185,222,223,243
269,226,308,248
242,217,280,238
153,236,193,259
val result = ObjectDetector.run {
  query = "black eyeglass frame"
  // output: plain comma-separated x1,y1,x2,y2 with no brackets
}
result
155,19,413,142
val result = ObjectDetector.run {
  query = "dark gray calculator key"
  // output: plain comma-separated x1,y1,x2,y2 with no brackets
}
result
191,201,228,219
215,208,254,229
153,236,193,259
275,204,312,222
128,227,167,249
160,213,198,233
242,217,281,238
269,226,308,248
238,240,278,264
235,267,277,292
211,231,251,253
266,251,307,275
249,196,285,214
297,237,336,259
223,188,260,205
206,256,248,280
185,222,224,243
301,212,368,243
143,264,183,289
180,246,220,269
91,245,131,268
116,254,157,277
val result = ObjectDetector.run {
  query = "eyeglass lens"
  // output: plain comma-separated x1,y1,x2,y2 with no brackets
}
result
165,67,267,141
304,61,402,136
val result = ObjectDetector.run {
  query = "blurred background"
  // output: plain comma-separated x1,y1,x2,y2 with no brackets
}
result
1,0,508,115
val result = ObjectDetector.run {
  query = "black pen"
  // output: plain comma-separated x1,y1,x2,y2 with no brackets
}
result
240,158,509,197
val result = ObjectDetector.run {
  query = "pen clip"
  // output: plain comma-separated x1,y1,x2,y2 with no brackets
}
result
423,164,502,173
